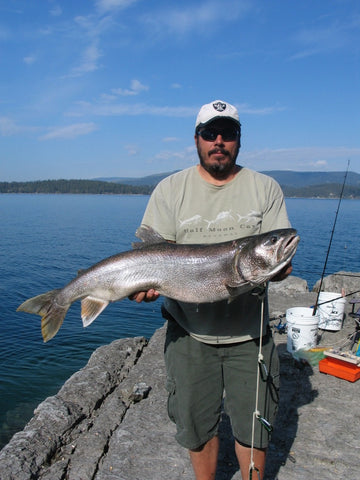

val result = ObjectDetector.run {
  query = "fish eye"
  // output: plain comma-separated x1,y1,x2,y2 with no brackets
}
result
270,235,278,244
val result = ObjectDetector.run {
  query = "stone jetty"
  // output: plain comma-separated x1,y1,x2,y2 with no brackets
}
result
0,272,359,480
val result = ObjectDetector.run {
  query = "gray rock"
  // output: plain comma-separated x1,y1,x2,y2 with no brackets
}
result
0,336,147,480
268,275,309,295
312,271,360,296
1,272,359,480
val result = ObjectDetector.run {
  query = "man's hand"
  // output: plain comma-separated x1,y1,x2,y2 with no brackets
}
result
270,262,293,282
128,289,160,303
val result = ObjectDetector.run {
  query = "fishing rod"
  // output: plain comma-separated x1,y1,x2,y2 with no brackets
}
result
313,288,360,308
312,160,351,315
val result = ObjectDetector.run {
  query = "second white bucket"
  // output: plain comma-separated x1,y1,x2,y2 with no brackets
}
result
286,307,319,353
317,291,346,331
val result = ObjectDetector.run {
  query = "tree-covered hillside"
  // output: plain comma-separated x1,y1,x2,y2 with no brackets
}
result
0,180,153,195
1,173,360,198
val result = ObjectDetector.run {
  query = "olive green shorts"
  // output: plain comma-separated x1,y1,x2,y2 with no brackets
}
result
164,319,280,450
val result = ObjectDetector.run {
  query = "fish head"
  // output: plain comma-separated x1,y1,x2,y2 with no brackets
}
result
235,228,300,285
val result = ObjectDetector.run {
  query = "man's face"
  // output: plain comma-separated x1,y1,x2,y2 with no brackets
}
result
195,119,240,177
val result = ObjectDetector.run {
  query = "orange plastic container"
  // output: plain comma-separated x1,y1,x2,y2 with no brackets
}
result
319,357,360,382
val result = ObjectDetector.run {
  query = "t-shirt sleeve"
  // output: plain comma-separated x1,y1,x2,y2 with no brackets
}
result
140,180,177,241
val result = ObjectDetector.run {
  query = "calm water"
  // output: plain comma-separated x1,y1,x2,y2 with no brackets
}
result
0,194,359,448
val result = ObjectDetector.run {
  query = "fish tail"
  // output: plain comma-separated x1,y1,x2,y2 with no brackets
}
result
17,289,69,342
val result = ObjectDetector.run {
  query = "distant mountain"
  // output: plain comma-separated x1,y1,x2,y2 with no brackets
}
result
261,170,360,188
2,171,359,197
96,170,360,188
95,171,180,187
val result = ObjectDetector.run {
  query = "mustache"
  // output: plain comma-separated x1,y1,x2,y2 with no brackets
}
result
208,148,230,156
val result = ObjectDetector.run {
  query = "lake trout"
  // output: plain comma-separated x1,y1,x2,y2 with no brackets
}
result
17,226,299,342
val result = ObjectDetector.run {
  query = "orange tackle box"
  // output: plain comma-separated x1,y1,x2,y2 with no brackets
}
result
319,356,360,382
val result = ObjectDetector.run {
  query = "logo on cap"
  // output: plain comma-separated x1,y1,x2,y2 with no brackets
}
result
212,102,227,112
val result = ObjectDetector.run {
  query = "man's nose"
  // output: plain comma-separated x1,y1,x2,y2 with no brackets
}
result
214,134,225,144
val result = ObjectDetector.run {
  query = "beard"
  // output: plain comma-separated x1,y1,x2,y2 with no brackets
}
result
197,144,240,177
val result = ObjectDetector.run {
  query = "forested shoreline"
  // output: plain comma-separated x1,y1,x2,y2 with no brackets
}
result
0,180,153,195
0,178,359,198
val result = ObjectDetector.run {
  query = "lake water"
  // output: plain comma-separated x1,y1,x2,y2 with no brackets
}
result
1,194,359,448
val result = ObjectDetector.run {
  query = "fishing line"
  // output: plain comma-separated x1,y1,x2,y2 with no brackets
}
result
249,289,266,480
313,160,351,315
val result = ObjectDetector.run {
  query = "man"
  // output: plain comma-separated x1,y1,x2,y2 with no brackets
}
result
131,100,292,480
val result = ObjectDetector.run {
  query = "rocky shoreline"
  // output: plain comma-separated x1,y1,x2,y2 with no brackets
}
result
0,272,359,480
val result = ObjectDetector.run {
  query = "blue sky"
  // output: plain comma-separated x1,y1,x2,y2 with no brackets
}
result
1,0,359,181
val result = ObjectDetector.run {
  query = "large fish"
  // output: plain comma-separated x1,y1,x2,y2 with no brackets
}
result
17,226,299,342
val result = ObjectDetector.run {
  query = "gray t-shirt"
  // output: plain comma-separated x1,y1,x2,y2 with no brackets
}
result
141,166,291,343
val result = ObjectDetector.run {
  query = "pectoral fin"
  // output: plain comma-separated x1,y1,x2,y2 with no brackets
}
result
225,283,253,301
225,284,245,298
81,297,109,327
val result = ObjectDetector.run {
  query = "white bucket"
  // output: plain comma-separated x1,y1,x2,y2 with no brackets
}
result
286,307,319,353
317,292,346,331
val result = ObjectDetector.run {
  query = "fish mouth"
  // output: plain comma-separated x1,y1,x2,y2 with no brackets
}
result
281,233,300,262
263,232,300,281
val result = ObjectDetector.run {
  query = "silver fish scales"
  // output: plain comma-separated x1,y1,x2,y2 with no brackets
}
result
17,226,299,342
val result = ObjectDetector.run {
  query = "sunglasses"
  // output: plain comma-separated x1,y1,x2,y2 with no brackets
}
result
197,127,239,142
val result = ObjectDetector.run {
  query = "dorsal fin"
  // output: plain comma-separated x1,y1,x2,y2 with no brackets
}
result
132,225,167,249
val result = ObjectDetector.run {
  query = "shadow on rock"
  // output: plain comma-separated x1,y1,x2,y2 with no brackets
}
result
214,343,318,480
215,412,239,479
264,344,318,480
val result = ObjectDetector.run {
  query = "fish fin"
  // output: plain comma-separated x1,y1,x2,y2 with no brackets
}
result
132,225,167,249
17,289,69,342
225,284,246,296
225,285,242,303
81,296,109,327
225,283,254,302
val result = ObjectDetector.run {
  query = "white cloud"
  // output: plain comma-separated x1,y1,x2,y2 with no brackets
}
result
141,1,252,37
149,145,360,173
125,144,139,155
39,123,97,140
0,25,11,40
23,55,36,65
241,147,360,171
0,117,37,136
69,101,197,118
68,44,102,77
290,16,360,60
0,117,20,136
236,103,286,115
68,99,283,119
100,93,118,103
112,79,149,96
95,0,139,14
63,10,117,79
152,145,197,165
49,5,62,17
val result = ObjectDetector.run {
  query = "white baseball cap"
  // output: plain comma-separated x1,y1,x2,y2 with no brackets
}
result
195,100,240,129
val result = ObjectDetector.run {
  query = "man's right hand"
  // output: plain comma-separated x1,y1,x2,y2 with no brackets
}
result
128,289,160,303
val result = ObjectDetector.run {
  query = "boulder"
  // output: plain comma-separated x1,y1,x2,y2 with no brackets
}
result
268,275,309,295
312,271,360,297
